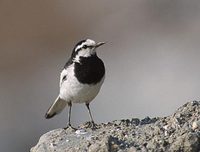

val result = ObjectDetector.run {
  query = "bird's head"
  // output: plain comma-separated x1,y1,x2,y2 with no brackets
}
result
71,39,105,62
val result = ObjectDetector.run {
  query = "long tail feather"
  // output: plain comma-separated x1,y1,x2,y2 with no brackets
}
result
45,96,67,119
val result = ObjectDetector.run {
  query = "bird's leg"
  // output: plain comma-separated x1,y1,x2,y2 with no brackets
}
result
86,103,97,129
64,102,76,130
68,102,72,127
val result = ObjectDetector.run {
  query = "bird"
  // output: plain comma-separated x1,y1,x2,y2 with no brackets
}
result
45,39,105,129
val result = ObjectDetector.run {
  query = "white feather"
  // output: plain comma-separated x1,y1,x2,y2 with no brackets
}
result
59,64,105,104
75,39,95,52
45,96,67,118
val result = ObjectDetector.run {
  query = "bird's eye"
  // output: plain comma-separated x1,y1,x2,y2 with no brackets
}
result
83,45,87,49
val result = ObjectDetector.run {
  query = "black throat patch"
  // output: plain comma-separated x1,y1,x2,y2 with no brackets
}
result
74,55,105,84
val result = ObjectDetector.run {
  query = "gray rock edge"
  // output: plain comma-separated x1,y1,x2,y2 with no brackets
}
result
31,101,200,152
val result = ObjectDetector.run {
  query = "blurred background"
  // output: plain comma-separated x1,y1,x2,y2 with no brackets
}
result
1,0,200,151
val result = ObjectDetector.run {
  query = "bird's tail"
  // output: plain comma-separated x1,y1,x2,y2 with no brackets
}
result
45,96,67,119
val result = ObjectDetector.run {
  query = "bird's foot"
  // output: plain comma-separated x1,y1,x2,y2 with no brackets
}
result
64,124,77,131
83,121,99,130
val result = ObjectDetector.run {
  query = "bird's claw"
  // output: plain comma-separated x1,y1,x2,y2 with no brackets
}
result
83,121,98,130
64,124,77,131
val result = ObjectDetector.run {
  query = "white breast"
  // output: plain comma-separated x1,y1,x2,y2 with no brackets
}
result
59,64,105,104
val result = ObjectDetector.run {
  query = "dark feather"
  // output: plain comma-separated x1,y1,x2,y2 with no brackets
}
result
74,55,105,84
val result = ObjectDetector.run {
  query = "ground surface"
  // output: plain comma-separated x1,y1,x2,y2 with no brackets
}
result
31,101,200,152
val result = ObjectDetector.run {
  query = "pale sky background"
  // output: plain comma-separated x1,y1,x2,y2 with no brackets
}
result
1,0,200,151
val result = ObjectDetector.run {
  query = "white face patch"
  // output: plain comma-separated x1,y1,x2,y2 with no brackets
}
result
73,39,97,62
75,39,96,52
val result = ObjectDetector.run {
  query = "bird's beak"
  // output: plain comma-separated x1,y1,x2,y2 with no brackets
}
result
95,42,106,48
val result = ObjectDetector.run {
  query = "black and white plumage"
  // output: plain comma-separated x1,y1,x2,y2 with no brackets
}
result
45,39,105,128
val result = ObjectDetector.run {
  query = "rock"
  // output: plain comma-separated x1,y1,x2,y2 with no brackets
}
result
192,120,200,130
169,133,200,152
31,101,200,152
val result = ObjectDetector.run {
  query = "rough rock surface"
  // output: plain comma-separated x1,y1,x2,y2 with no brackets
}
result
31,101,200,152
